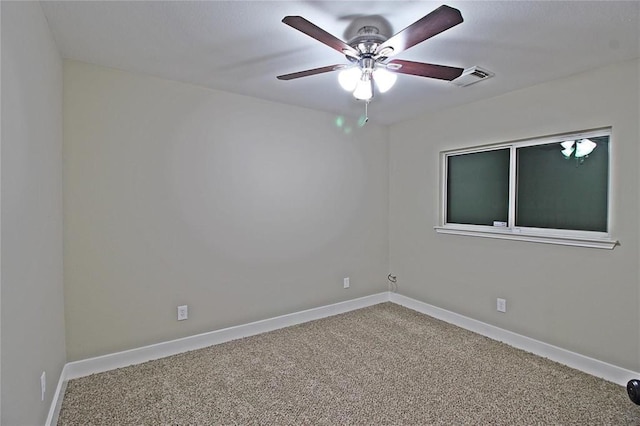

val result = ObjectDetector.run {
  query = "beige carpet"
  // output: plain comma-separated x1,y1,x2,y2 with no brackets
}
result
58,302,640,425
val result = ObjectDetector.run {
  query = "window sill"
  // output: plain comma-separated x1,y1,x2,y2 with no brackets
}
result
434,226,618,250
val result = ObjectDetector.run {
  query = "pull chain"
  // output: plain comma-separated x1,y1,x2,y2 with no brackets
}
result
363,101,369,125
358,101,370,127
360,101,369,127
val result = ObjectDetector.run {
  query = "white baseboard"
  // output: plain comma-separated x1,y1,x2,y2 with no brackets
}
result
46,292,389,425
63,292,389,381
390,292,639,386
47,290,639,425
46,364,68,426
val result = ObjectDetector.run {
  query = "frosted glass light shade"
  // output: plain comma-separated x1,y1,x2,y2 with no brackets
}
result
353,77,373,100
338,67,361,92
372,68,397,93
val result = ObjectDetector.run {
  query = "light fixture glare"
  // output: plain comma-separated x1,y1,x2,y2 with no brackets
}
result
372,68,397,93
560,141,575,150
575,138,596,158
353,76,373,100
561,147,575,159
338,67,361,92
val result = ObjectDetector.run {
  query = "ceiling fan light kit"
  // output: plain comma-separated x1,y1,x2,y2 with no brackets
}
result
277,4,480,112
338,65,398,100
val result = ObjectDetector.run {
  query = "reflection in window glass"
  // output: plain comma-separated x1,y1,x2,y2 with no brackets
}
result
516,136,609,231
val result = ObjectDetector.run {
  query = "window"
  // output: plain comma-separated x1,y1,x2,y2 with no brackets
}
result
446,148,510,226
436,128,617,249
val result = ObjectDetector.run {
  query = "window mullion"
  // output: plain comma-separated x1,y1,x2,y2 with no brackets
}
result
508,146,517,228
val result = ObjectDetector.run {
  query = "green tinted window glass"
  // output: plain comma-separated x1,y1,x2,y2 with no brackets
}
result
446,149,510,226
516,136,609,231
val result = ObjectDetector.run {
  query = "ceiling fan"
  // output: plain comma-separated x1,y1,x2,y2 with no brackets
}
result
277,5,465,102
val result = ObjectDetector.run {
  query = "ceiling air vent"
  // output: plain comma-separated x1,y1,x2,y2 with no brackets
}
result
450,66,494,87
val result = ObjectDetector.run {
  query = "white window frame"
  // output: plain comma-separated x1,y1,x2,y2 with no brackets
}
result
434,128,618,249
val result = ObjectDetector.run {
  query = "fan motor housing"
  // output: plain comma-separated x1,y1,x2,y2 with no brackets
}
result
345,26,388,62
343,15,392,42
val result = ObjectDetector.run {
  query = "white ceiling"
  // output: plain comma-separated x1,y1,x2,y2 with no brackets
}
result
41,1,640,125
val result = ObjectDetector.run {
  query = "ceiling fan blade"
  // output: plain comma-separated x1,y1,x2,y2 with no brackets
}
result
376,5,463,57
277,65,345,81
282,16,359,58
387,59,464,81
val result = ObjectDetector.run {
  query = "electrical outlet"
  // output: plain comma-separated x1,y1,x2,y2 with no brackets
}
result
343,277,350,289
177,305,188,321
497,298,507,313
40,371,46,401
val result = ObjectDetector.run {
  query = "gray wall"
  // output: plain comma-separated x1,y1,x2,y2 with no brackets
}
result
389,59,640,370
1,2,66,424
63,61,390,361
